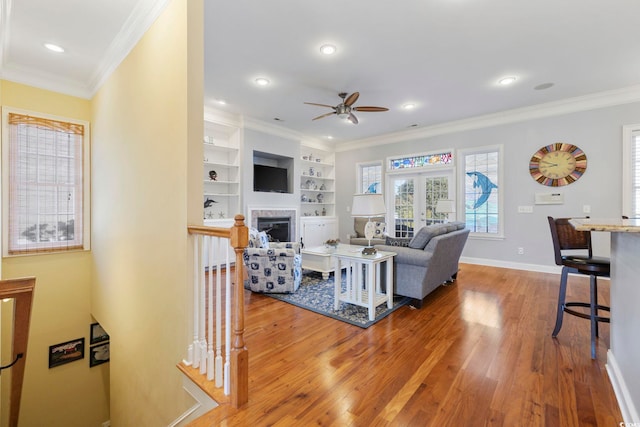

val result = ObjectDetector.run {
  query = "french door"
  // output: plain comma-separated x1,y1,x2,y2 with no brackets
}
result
388,170,454,238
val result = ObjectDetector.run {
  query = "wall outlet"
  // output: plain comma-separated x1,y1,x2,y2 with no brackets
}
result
583,205,591,214
517,247,524,255
517,205,533,213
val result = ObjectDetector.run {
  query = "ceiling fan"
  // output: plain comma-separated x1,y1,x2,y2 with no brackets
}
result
304,92,389,124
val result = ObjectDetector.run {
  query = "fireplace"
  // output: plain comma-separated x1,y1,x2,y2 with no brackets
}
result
248,207,298,243
257,217,291,242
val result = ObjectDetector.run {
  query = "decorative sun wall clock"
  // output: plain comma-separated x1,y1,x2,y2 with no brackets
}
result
529,143,587,186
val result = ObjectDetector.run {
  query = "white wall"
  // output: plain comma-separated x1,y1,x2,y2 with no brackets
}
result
242,128,301,213
335,101,640,271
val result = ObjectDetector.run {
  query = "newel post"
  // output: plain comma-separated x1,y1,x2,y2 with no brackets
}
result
229,214,249,407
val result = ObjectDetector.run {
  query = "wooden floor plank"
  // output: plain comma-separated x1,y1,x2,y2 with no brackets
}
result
187,263,623,426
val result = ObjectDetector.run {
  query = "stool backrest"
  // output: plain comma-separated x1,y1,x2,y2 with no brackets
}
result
547,216,593,265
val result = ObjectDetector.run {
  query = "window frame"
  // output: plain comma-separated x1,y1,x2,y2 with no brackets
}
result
1,107,91,256
458,144,504,239
356,161,383,194
622,123,640,218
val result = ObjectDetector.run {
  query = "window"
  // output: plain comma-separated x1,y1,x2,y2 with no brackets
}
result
459,145,503,238
2,108,90,255
622,124,640,217
388,151,453,171
358,162,382,193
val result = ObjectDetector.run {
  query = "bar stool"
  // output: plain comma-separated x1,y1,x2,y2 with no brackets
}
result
547,217,610,358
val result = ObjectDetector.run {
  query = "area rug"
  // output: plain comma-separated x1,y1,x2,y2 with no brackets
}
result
264,271,410,328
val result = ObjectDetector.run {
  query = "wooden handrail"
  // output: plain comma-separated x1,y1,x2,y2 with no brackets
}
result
0,276,36,427
187,214,249,407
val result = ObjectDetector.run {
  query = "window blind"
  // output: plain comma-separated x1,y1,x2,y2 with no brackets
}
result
7,113,84,254
633,130,640,217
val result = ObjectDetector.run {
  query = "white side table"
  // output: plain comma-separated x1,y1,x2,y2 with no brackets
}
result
332,248,396,321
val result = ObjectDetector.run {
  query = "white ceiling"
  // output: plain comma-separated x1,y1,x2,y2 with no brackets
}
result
3,0,640,145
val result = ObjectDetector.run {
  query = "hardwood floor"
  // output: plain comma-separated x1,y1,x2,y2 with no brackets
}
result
188,263,622,426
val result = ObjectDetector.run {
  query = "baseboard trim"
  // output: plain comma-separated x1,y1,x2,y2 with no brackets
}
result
169,375,218,427
459,256,561,274
606,350,640,423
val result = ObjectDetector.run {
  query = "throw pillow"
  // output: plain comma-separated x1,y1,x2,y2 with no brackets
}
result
373,222,386,238
385,236,410,247
248,227,261,248
258,231,270,249
408,225,445,249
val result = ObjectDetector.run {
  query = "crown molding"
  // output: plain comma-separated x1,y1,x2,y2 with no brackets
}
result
87,0,172,97
203,106,243,128
1,63,92,98
336,85,640,152
242,116,328,147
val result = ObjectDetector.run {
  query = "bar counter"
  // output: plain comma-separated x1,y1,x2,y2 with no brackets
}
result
569,218,640,422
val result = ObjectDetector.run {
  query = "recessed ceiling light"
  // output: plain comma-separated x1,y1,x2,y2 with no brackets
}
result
402,103,416,110
498,76,517,85
320,44,337,55
255,77,270,86
44,43,65,53
326,135,334,140
216,99,227,105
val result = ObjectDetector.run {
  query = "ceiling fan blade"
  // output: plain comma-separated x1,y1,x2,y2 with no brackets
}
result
353,106,389,112
312,111,337,120
344,92,360,107
304,102,336,108
347,112,359,124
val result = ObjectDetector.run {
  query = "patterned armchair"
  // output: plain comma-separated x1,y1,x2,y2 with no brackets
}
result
243,229,302,293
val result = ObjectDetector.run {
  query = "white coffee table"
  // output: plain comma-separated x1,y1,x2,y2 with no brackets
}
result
301,243,362,279
332,249,396,321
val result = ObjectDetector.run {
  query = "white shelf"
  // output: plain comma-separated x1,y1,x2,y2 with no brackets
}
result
300,146,335,217
204,119,241,220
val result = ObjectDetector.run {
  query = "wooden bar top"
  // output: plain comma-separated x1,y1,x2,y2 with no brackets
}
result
569,217,640,232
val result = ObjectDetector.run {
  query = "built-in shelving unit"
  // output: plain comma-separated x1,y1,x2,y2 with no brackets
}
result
203,120,241,221
299,147,335,218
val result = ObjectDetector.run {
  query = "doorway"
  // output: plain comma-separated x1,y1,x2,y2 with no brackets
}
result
388,170,455,238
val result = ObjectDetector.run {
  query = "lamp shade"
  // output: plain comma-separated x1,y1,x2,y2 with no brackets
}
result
351,193,386,217
435,199,456,214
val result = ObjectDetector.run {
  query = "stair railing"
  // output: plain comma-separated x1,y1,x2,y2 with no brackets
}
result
0,277,36,427
185,215,248,407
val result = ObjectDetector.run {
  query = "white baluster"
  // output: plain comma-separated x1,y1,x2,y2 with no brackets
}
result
199,235,207,375
207,235,215,380
224,240,232,395
213,237,223,387
191,235,200,368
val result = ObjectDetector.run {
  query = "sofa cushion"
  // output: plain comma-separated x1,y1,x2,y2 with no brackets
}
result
408,224,447,249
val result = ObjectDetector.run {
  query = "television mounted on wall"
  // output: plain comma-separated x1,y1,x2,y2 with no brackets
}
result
253,164,289,193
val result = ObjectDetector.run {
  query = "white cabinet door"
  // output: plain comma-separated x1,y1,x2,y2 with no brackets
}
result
300,217,337,248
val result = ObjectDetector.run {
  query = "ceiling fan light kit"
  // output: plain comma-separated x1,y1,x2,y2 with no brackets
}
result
304,91,388,125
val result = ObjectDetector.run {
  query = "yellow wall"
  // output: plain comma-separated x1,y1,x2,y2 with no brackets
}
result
90,0,203,424
0,80,110,426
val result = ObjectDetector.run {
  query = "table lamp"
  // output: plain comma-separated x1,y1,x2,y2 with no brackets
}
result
351,193,386,255
435,199,455,223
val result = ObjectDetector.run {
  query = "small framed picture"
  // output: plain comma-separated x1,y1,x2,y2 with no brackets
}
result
90,322,109,345
90,343,110,367
49,338,85,368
